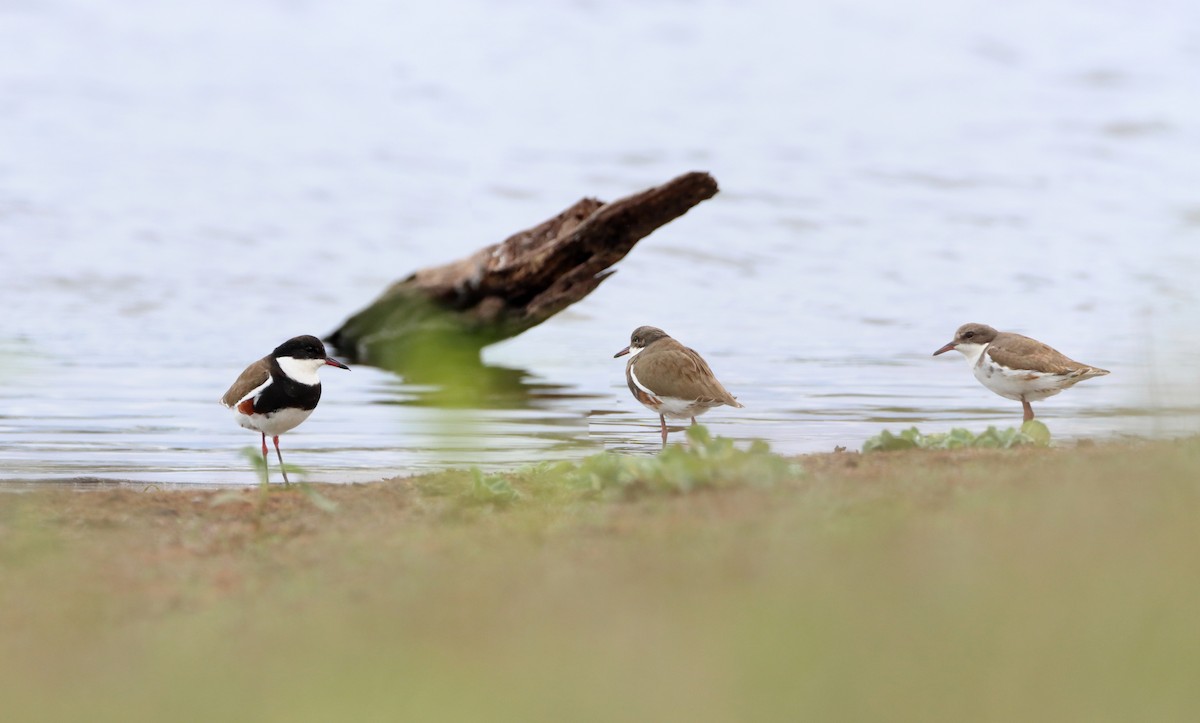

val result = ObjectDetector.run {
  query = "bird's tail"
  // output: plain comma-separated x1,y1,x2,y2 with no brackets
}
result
1073,366,1110,381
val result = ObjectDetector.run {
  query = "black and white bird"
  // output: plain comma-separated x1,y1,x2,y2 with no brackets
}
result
220,335,349,485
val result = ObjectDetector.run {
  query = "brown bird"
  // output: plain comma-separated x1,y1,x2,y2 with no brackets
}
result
933,323,1109,422
613,326,743,445
220,335,349,485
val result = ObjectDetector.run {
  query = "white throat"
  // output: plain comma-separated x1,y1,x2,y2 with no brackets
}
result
953,342,989,368
277,356,325,385
626,345,645,358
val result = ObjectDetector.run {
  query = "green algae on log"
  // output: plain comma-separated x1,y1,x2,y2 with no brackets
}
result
326,171,719,370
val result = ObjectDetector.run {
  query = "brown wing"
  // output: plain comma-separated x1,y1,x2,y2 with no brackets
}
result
986,333,1100,375
632,340,743,407
220,357,271,408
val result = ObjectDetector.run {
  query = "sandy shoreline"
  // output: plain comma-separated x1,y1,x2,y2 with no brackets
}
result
3,438,1198,721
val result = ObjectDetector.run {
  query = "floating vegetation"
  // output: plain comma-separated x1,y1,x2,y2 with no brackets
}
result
862,421,1052,453
566,425,800,496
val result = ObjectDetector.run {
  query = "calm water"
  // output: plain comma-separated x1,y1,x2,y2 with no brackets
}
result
2,0,1198,484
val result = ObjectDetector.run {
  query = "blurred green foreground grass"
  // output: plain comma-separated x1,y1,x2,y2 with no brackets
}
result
2,435,1199,722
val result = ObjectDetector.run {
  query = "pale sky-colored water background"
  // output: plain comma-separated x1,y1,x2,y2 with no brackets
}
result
1,0,1198,484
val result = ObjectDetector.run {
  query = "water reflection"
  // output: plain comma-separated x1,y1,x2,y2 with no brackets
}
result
331,326,602,411
376,360,562,410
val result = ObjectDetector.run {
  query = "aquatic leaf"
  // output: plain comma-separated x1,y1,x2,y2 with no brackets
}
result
469,468,522,506
946,428,977,448
420,428,794,506
973,427,1004,448
1021,420,1052,447
567,426,795,495
863,423,1053,453
685,424,713,446
863,429,918,452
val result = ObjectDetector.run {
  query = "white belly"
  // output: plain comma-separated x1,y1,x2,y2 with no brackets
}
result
972,353,1069,402
233,406,315,437
629,367,721,419
652,396,721,420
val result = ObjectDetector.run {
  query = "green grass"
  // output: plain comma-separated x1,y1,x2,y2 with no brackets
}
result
2,436,1199,722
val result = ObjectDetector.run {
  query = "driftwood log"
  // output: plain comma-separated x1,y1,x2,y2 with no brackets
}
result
327,171,719,369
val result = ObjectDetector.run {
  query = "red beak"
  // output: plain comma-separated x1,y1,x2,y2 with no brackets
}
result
932,342,957,357
613,346,630,358
325,357,351,370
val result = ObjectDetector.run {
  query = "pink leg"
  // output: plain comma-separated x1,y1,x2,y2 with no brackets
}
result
690,417,696,426
660,414,668,446
1021,399,1034,423
273,435,291,486
260,433,270,485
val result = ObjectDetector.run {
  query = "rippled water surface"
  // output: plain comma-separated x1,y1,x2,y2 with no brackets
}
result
2,0,1198,484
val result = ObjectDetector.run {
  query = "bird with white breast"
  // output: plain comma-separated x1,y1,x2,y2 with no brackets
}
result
614,326,743,446
933,323,1109,423
220,335,349,485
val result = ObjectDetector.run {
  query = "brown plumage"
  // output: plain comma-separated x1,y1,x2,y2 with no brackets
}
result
614,326,742,445
933,323,1109,422
628,337,741,408
984,333,1102,377
220,358,271,410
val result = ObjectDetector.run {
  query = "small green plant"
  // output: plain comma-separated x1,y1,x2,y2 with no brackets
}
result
420,428,800,508
1020,420,1051,446
862,421,1051,453
237,446,337,512
240,446,306,487
567,425,801,495
469,468,522,506
417,468,527,511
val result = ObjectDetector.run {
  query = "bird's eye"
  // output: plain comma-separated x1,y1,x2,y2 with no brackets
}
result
963,331,975,339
